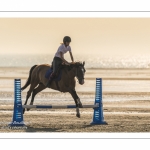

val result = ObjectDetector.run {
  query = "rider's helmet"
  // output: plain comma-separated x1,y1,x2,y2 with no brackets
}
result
63,36,71,43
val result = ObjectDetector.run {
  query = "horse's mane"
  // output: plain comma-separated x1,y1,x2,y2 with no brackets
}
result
67,61,83,67
62,61,83,70
73,61,83,65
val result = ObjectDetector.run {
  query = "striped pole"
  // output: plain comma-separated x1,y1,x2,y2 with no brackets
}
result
90,78,107,125
8,79,26,127
22,103,99,109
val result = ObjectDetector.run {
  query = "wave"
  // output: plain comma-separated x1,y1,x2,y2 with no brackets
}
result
1,54,150,68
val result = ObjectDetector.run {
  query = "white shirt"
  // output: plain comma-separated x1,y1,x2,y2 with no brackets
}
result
55,44,71,58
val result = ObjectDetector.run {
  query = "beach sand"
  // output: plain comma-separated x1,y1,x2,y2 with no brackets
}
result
0,67,150,132
1,100,150,132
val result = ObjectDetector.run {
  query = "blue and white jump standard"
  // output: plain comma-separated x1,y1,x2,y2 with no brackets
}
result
8,79,26,127
8,78,107,127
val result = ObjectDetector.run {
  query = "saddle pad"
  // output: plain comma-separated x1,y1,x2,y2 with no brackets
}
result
45,68,62,81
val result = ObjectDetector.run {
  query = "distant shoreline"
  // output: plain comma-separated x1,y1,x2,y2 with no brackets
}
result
0,67,150,70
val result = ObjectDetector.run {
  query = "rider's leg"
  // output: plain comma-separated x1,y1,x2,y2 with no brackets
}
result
46,57,62,87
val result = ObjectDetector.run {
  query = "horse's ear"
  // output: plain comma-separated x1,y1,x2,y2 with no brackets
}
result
83,61,85,66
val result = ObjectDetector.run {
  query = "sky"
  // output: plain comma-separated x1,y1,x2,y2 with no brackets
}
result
0,18,150,56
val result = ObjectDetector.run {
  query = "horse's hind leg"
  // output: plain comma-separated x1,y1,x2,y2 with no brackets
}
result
27,83,46,111
23,82,38,114
69,89,82,118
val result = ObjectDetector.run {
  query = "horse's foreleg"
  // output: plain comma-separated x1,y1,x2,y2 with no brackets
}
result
73,90,83,108
27,83,46,111
69,89,82,118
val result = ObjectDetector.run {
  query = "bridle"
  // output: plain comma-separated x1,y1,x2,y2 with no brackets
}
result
75,65,85,81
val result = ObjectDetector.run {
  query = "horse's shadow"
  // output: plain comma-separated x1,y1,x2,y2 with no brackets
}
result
25,123,106,132
25,125,93,132
25,126,62,132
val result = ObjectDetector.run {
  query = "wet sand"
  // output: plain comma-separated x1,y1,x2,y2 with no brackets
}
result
0,100,150,132
0,67,150,132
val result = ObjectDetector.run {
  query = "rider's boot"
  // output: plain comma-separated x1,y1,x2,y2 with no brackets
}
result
46,72,56,87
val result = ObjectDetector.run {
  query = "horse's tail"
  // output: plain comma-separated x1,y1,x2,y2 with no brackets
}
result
21,65,37,91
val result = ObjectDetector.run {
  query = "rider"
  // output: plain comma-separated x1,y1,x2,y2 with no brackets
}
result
46,36,74,87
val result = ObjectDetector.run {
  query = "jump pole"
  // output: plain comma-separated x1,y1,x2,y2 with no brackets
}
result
8,78,107,127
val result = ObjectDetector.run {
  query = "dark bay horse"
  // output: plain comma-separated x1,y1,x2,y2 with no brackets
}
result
21,62,86,118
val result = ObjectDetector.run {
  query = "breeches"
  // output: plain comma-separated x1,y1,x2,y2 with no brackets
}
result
51,57,63,74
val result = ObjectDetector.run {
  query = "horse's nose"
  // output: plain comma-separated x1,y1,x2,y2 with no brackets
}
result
80,79,84,85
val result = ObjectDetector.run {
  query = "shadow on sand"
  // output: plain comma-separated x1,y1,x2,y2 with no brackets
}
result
25,126,63,132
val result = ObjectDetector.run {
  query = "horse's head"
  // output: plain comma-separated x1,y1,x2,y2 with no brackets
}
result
71,61,86,85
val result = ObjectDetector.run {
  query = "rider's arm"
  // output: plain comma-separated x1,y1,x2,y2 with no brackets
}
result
60,52,70,65
69,51,74,62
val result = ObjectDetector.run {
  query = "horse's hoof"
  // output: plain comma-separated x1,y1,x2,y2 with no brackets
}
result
27,108,30,111
76,114,80,118
79,103,83,108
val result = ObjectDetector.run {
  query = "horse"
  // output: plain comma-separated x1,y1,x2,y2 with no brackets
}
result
21,61,86,118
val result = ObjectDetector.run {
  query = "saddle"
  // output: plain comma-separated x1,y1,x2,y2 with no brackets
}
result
45,67,62,81
45,65,63,91
45,64,71,80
